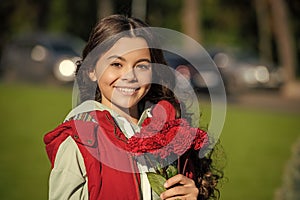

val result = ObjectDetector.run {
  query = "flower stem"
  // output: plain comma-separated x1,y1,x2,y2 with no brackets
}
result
163,167,168,179
177,156,180,174
182,158,189,175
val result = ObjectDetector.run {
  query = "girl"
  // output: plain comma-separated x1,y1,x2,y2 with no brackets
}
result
44,14,221,200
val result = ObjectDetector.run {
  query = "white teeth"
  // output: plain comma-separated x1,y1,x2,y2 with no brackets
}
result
116,87,137,95
120,88,135,92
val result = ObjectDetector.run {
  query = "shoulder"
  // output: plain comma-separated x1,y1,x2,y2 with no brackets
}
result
64,100,110,122
53,136,86,175
44,115,98,167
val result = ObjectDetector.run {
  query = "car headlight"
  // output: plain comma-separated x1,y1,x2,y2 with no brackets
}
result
54,58,78,82
31,45,47,61
242,65,270,85
255,66,269,83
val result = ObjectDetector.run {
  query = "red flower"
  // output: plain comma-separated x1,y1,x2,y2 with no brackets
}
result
193,128,208,150
125,101,209,196
126,100,208,159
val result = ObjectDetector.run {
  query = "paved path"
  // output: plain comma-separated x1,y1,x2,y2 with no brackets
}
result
229,89,300,114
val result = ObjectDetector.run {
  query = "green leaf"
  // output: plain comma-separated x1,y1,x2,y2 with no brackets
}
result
166,165,178,178
146,172,167,195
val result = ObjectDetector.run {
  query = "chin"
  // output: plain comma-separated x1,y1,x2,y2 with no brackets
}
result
112,100,138,110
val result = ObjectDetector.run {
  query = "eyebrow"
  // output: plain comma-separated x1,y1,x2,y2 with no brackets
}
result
107,55,151,63
107,55,126,61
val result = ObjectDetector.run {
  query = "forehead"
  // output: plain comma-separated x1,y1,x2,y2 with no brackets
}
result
104,37,150,57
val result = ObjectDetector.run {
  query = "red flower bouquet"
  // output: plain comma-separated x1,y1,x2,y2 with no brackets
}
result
126,100,208,195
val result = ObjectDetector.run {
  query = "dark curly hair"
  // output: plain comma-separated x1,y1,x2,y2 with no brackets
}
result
75,14,223,200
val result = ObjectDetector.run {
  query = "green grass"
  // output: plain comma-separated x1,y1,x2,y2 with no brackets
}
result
0,82,299,200
219,106,300,200
0,83,72,200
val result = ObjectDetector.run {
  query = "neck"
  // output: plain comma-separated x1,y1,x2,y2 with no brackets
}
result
111,104,139,125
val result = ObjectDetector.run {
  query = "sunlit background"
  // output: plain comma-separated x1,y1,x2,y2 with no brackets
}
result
0,0,299,199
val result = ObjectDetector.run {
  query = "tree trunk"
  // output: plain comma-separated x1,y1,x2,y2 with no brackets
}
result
98,0,113,19
132,0,147,21
181,0,201,43
254,0,273,63
269,0,296,82
269,0,299,98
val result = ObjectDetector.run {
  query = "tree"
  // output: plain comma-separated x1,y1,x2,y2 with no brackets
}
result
253,0,298,98
47,0,97,40
254,0,273,63
98,0,114,19
181,0,201,42
132,0,147,21
269,0,298,95
47,0,69,32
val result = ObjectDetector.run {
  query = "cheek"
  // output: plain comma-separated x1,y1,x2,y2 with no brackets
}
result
98,69,118,86
137,71,152,85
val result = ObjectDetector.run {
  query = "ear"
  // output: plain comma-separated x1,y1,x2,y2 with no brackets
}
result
88,69,97,82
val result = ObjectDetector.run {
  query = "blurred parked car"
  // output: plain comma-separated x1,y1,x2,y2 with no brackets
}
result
164,51,223,92
164,48,283,95
0,32,84,83
209,49,283,94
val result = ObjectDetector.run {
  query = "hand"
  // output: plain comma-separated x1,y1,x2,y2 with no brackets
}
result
160,174,199,200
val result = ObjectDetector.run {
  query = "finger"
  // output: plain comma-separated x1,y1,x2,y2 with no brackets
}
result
164,174,194,188
160,186,198,200
163,197,197,200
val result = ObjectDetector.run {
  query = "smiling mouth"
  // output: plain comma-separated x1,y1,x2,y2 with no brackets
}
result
115,87,139,95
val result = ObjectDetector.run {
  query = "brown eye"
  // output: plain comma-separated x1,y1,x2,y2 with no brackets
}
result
110,62,122,68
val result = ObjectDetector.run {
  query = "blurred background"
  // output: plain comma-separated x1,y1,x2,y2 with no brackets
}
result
0,0,299,199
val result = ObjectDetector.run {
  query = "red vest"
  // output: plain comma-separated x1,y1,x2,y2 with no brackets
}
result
44,110,142,200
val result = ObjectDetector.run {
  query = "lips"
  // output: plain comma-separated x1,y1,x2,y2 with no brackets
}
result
115,86,139,95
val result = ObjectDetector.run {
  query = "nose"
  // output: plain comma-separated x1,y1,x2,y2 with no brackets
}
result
121,68,137,82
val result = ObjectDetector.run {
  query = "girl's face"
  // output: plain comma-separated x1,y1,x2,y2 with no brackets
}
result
89,37,152,112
